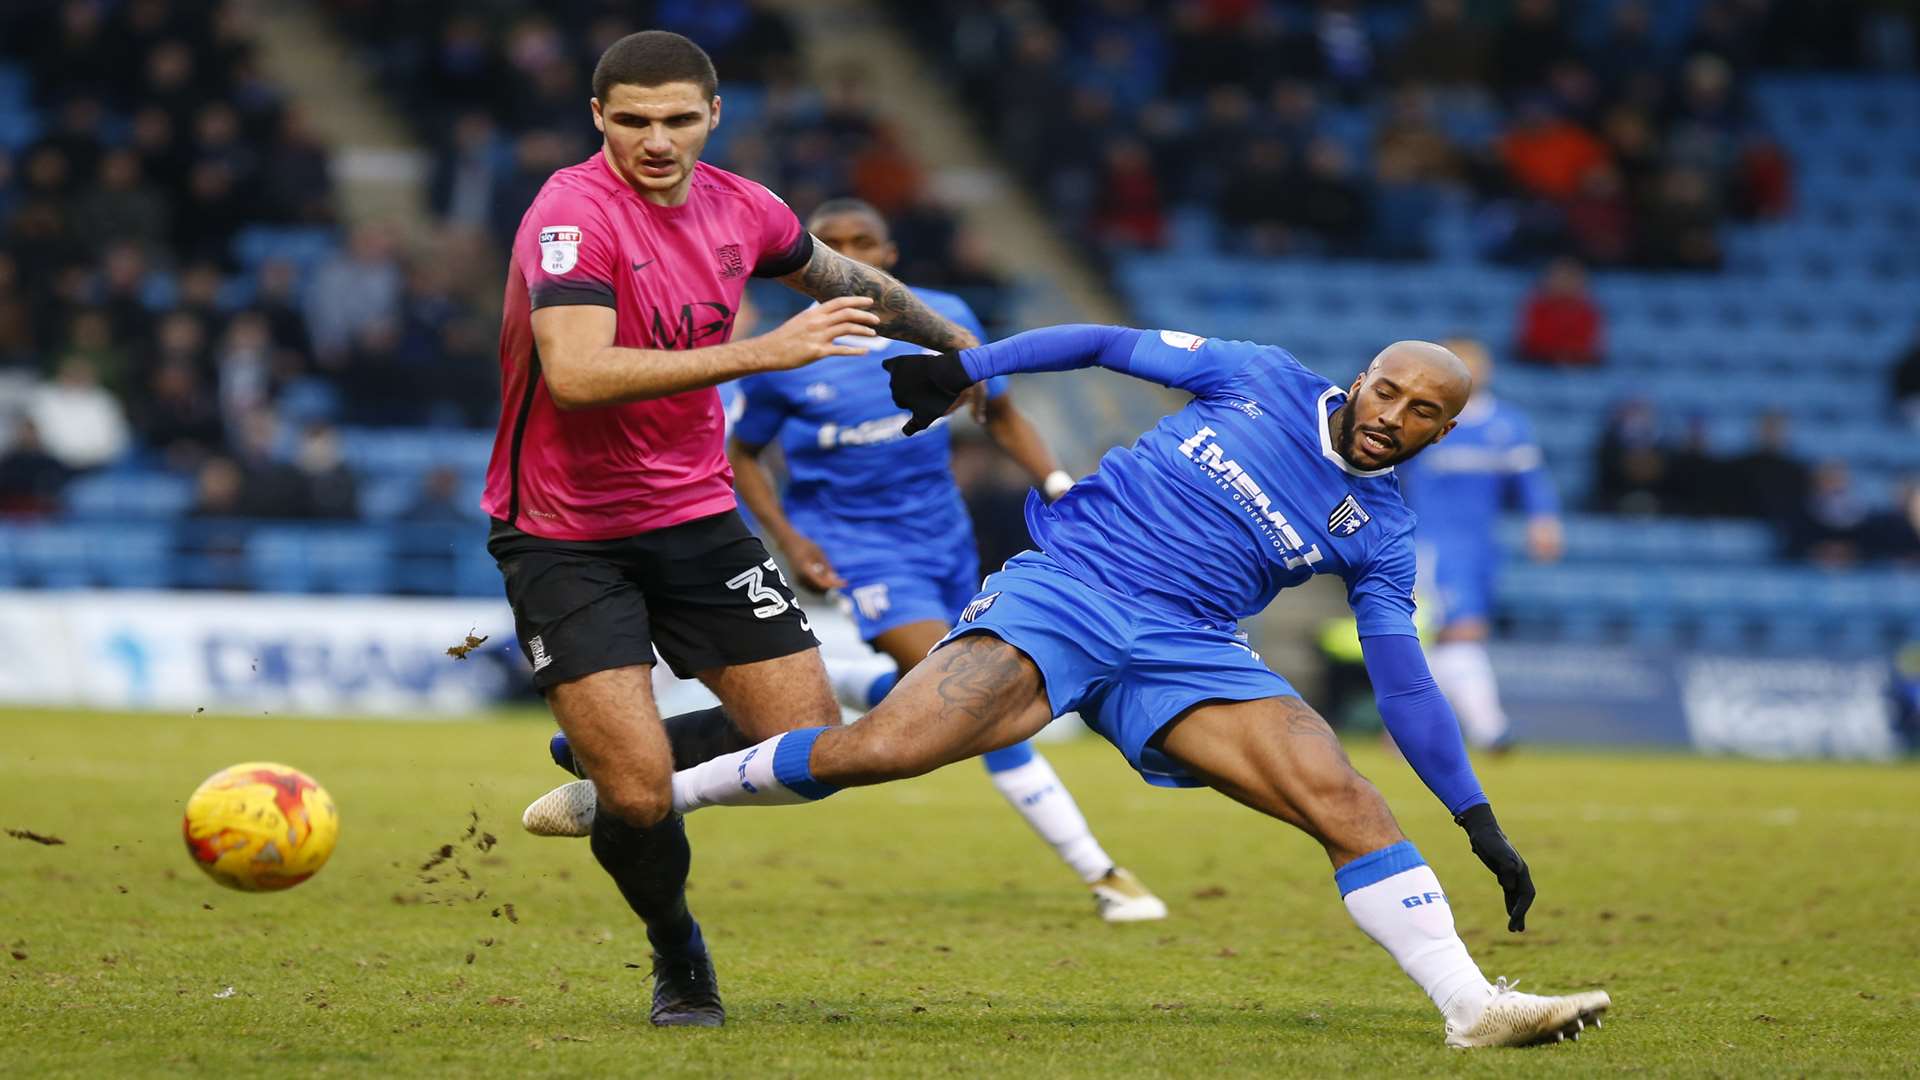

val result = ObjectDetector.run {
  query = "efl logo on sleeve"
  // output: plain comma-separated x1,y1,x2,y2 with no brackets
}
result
538,226,581,274
1159,329,1207,351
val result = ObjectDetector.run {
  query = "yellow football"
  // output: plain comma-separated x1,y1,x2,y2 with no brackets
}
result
181,762,339,891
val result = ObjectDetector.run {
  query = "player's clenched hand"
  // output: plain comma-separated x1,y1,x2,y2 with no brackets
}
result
883,351,975,435
1455,803,1535,932
764,296,879,369
777,531,845,593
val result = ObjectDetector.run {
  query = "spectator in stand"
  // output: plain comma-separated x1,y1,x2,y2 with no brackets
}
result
1660,414,1735,518
134,356,225,471
0,419,70,515
305,223,403,363
1730,134,1793,221
28,356,129,471
1498,99,1611,202
1563,164,1634,265
1491,0,1577,100
1592,398,1666,514
1640,166,1723,270
1862,479,1920,564
1386,0,1491,89
1092,138,1166,250
0,253,32,372
294,421,359,520
1894,329,1920,429
1290,137,1370,254
257,106,336,224
74,150,169,257
400,464,473,524
1788,461,1872,567
1219,138,1295,256
1517,258,1604,366
1724,411,1810,524
1590,1,1665,95
431,111,507,231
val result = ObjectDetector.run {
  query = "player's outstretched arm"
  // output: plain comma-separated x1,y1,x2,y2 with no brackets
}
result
533,298,879,409
777,241,979,352
981,392,1074,499
725,436,845,592
1361,633,1535,932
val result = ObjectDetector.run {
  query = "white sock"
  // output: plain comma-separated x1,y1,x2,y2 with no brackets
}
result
670,728,839,813
987,753,1113,884
1337,842,1491,1023
828,655,897,713
1429,640,1510,748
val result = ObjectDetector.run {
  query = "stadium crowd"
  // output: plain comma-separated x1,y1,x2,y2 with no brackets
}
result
0,0,1916,583
901,0,1896,265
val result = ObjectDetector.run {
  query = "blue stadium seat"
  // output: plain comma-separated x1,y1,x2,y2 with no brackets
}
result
246,527,392,594
64,471,195,519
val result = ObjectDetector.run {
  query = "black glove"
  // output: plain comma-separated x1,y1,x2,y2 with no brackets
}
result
883,351,973,435
1455,803,1534,932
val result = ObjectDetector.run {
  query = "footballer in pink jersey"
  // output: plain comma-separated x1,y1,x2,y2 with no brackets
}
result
485,31,979,1028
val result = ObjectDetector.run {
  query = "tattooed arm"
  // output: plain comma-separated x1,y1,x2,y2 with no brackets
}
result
778,241,980,352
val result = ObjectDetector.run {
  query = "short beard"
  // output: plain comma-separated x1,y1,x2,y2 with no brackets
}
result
1338,405,1423,468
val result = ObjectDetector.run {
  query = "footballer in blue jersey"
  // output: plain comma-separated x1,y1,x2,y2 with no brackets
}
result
1398,340,1563,750
662,326,1611,1047
726,199,1165,922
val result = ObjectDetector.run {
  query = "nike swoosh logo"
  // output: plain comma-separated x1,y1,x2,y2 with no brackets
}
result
632,259,655,272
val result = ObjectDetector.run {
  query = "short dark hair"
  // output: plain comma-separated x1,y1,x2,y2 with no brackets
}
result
592,31,717,102
808,197,888,232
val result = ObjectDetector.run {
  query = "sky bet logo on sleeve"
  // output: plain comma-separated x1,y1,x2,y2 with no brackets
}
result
1328,493,1372,537
538,227,581,274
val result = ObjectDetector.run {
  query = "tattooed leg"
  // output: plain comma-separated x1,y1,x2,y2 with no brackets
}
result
1153,696,1406,867
779,242,980,352
666,635,1056,813
807,634,1056,786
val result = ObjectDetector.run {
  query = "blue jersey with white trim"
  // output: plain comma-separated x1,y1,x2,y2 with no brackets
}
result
1026,331,1420,637
732,287,1005,522
1397,395,1557,548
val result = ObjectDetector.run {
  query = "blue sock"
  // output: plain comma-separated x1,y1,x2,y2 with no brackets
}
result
980,739,1037,773
864,669,899,709
772,726,840,800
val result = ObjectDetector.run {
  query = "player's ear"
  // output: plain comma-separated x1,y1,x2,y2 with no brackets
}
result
590,98,605,134
1430,418,1459,444
709,94,722,133
880,241,899,270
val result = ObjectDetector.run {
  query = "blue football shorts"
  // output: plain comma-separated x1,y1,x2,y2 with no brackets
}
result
939,550,1296,787
797,512,984,642
1416,536,1497,628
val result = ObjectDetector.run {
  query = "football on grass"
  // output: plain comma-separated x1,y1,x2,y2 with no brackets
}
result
182,762,339,891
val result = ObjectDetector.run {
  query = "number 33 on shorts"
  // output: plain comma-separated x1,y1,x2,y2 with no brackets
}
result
728,559,810,629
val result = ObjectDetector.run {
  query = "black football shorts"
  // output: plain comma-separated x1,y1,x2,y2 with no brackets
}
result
487,510,818,689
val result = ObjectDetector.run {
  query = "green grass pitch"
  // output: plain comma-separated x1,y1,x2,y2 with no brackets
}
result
2,706,1916,1077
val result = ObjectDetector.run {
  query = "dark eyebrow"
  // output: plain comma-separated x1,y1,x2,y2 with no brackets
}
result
1375,376,1443,411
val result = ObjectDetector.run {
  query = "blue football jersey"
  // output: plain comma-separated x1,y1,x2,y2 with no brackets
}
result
1398,395,1556,542
732,287,1006,522
1026,330,1420,638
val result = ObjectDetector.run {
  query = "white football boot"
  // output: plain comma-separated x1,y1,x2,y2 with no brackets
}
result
1444,977,1611,1048
1089,867,1169,923
522,778,597,837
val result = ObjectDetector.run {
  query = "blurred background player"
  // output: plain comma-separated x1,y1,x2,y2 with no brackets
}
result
1398,339,1562,751
489,32,979,1028
727,197,1166,922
